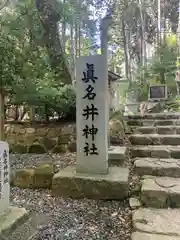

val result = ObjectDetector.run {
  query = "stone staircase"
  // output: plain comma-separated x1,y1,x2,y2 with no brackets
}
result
127,113,180,240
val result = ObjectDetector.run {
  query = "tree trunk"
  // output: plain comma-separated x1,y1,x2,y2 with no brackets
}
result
75,19,78,59
35,0,72,84
139,0,146,83
61,0,66,53
44,104,49,121
15,105,19,120
70,21,75,78
122,18,129,78
78,20,81,57
29,106,36,121
177,0,180,54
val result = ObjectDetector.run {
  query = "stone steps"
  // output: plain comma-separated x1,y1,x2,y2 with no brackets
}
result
130,134,180,145
129,113,180,239
126,112,180,120
141,176,180,208
131,145,180,158
134,158,180,178
127,119,180,127
132,208,180,239
135,126,180,134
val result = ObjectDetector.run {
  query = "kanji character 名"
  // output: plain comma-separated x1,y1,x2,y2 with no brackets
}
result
82,124,98,141
83,85,96,100
82,63,98,83
82,104,99,121
83,142,99,156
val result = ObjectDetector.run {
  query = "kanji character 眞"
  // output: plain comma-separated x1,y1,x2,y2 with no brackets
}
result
82,63,98,83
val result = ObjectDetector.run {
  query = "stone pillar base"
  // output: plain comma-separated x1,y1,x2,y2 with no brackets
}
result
52,165,129,199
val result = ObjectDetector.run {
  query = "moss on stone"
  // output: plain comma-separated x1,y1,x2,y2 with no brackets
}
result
41,137,57,150
57,135,70,145
52,144,68,153
34,163,53,188
28,144,46,153
109,119,125,145
12,169,35,188
10,144,28,154
68,141,76,152
12,164,54,189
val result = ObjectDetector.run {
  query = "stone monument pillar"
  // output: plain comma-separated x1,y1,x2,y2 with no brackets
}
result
76,55,109,174
0,141,28,239
51,55,129,200
0,141,10,216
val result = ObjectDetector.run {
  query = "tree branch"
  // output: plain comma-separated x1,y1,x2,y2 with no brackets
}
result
0,0,10,11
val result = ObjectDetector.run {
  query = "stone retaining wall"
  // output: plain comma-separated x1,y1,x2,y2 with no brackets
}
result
5,119,125,153
5,122,76,153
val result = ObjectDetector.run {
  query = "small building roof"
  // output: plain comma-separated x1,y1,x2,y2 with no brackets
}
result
108,71,121,82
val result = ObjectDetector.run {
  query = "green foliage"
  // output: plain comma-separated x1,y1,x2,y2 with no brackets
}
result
0,0,78,120
164,97,180,112
136,82,149,101
134,35,178,101
50,85,76,121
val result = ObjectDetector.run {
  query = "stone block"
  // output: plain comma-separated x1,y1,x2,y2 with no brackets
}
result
135,158,180,177
135,126,155,134
141,176,180,208
108,146,127,165
130,134,180,146
52,144,68,153
129,198,141,210
68,141,76,152
133,208,180,236
127,113,180,120
171,146,180,158
40,137,57,150
12,169,35,188
28,144,46,153
176,127,180,134
127,120,142,126
131,146,151,158
12,164,54,189
161,135,180,145
132,232,180,240
157,126,176,134
150,146,171,158
155,120,174,126
34,164,53,188
131,146,172,158
26,128,35,134
109,119,125,145
129,134,153,145
0,206,29,238
142,120,155,126
10,144,28,153
57,135,70,144
52,165,129,199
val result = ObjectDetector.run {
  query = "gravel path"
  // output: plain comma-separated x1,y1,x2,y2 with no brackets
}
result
10,153,76,170
10,154,132,240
